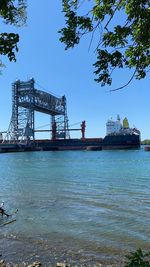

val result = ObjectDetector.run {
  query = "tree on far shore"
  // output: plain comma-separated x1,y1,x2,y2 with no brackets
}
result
0,0,27,70
59,0,150,90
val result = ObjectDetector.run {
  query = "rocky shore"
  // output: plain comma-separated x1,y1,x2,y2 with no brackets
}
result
0,238,125,267
0,260,125,267
0,260,68,267
0,259,124,267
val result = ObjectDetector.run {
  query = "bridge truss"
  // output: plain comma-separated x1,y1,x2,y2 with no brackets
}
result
4,78,70,142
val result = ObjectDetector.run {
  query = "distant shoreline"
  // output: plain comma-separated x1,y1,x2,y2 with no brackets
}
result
141,140,150,145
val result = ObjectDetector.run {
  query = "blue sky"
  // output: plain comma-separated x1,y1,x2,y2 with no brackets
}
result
0,0,150,140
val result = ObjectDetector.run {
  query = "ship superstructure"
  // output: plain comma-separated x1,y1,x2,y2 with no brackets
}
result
106,115,140,136
102,115,140,149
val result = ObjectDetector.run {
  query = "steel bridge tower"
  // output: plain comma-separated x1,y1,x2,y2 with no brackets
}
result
4,78,70,142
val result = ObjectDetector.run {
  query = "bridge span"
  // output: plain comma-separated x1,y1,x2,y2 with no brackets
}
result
4,78,70,142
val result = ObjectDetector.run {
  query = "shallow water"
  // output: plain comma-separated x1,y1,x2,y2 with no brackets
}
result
0,148,150,265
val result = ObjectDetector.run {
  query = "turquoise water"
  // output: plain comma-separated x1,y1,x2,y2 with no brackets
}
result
0,148,150,265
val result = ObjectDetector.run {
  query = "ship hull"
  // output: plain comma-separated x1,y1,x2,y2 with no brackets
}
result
0,138,103,153
0,135,140,153
102,134,140,150
36,138,103,151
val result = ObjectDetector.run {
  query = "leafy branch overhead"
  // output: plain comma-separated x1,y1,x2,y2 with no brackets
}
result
0,0,27,67
59,0,150,89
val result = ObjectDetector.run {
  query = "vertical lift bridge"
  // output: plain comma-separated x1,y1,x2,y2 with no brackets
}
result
4,78,70,142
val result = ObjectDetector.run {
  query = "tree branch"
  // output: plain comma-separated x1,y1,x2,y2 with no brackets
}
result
88,20,101,52
94,23,103,52
109,69,137,92
104,0,123,31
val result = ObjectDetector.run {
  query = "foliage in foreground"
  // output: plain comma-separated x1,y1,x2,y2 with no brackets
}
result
125,248,150,267
60,0,150,89
0,0,27,69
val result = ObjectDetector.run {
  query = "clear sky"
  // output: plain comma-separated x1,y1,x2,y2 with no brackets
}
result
0,0,150,140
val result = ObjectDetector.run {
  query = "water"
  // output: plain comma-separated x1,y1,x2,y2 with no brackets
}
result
0,148,150,265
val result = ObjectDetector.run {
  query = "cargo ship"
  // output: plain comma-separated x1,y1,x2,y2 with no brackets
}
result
102,115,140,150
0,79,141,152
0,116,140,152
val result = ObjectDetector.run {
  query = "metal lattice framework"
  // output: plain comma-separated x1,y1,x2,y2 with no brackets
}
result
4,78,70,142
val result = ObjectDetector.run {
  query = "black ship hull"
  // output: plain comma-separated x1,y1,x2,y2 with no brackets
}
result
0,138,103,153
102,134,140,150
0,135,140,153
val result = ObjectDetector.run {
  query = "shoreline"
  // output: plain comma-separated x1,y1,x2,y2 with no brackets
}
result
0,256,125,267
0,261,124,267
0,238,127,267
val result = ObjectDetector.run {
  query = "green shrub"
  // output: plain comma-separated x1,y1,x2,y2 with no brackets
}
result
125,248,150,267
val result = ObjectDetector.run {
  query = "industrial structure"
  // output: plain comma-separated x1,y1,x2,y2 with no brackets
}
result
4,78,70,143
0,78,103,152
0,79,140,152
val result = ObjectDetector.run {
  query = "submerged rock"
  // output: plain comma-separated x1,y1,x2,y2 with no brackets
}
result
27,261,42,267
0,259,7,267
56,264,68,267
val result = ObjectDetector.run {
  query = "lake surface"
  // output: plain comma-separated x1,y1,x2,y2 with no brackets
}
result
0,148,150,265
